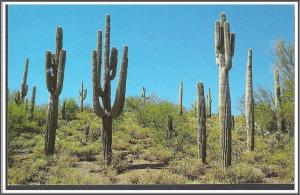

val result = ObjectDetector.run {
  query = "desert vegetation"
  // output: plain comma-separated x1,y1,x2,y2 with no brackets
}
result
7,13,295,185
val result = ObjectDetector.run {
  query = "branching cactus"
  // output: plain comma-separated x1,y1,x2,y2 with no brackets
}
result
215,12,235,168
62,100,66,120
197,82,206,164
92,15,128,165
206,88,212,117
44,27,66,155
29,86,36,120
178,80,183,116
79,81,87,112
20,58,29,101
245,49,254,151
141,87,149,105
274,66,284,133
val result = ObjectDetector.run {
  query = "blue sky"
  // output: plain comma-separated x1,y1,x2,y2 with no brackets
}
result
8,4,295,115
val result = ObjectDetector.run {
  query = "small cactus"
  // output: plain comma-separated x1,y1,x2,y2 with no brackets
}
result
62,100,66,120
206,88,212,117
274,66,284,133
167,113,174,139
79,81,87,112
29,86,36,120
14,91,21,105
197,82,206,164
215,12,235,168
231,115,235,130
44,27,66,155
245,49,254,151
178,80,183,116
92,15,128,165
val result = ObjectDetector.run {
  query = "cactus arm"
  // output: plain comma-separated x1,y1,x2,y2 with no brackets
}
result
54,49,66,96
224,22,232,70
103,15,111,94
96,31,105,97
230,33,235,57
110,46,128,118
215,21,221,52
46,51,55,94
109,47,118,80
92,50,106,117
56,27,63,53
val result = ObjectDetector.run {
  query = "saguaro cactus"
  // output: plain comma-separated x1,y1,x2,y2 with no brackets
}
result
92,15,128,165
215,12,235,168
178,80,183,116
231,115,235,130
79,81,87,112
20,58,29,101
29,86,36,120
44,27,66,155
206,88,212,117
167,114,174,139
197,82,206,164
274,66,283,133
245,49,254,151
62,100,66,120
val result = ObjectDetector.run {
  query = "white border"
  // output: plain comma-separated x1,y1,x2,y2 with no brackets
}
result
1,1,298,194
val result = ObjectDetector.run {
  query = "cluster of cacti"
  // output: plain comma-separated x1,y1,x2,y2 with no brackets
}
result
274,66,284,133
196,82,206,164
206,88,212,118
44,27,66,155
167,114,174,139
215,12,235,168
79,81,87,112
92,15,128,165
245,49,254,151
29,86,36,120
178,81,183,116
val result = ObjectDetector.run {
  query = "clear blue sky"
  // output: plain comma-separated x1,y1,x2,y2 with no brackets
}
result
8,4,295,115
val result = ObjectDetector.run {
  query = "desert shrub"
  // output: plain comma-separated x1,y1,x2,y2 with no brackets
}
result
169,157,205,180
206,163,265,184
126,169,189,184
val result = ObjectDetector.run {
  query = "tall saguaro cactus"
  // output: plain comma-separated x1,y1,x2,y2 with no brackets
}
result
20,58,29,101
29,86,36,120
44,27,66,155
206,88,212,117
197,82,206,164
79,81,87,112
178,80,183,116
92,15,128,165
274,67,283,133
215,12,235,168
245,49,254,151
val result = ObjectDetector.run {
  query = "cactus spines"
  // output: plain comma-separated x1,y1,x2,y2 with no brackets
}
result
206,88,212,117
79,81,87,112
179,80,183,116
45,27,66,155
20,58,29,101
29,86,36,120
167,114,174,139
215,12,234,168
274,66,283,133
245,49,254,151
92,15,128,165
14,91,21,105
197,82,206,164
62,100,66,120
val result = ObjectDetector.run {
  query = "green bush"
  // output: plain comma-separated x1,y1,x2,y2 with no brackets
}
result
169,157,205,180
